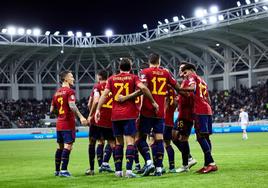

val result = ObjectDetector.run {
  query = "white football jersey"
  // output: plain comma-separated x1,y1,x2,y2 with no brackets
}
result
239,111,249,124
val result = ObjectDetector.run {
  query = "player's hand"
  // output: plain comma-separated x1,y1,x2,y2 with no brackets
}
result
117,94,125,103
95,110,100,123
87,115,93,124
152,102,159,114
80,116,88,126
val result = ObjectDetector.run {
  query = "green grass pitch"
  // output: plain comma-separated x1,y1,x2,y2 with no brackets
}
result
0,133,268,188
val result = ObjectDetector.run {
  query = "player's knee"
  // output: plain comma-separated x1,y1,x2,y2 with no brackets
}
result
115,136,124,145
64,143,73,150
155,133,163,140
179,135,189,142
89,138,96,145
196,132,209,140
98,139,105,145
58,144,64,150
164,140,171,147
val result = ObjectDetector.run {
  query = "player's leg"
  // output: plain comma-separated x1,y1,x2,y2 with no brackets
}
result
86,125,97,175
124,119,138,178
133,131,143,173
153,118,165,176
138,116,155,176
96,137,105,170
59,130,75,177
55,131,64,176
195,115,217,174
100,127,115,173
176,119,197,172
112,121,124,177
164,126,175,173
149,130,157,167
241,124,248,140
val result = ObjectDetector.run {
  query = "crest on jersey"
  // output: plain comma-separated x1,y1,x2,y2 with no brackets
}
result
70,95,75,100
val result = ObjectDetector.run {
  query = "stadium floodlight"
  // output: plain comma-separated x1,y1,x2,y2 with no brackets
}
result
254,0,259,2
54,31,60,36
45,31,50,36
179,24,186,29
216,43,220,47
245,9,250,14
253,7,259,13
218,15,224,21
26,29,32,35
173,16,179,22
163,28,169,33
1,28,7,33
17,28,25,35
195,8,206,18
181,15,186,20
143,24,148,30
86,32,91,37
202,19,207,24
67,31,74,36
7,26,16,35
209,16,217,24
210,5,219,14
164,19,169,24
33,28,41,36
158,21,163,25
237,1,241,7
263,6,268,10
105,29,113,37
76,32,82,37
245,0,251,5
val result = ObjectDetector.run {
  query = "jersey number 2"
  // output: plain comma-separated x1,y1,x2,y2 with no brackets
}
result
57,97,65,115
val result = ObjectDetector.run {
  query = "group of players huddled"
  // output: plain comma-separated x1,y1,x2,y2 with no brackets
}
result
50,53,218,178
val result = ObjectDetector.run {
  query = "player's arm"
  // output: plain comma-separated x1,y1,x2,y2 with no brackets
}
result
87,91,100,123
87,96,93,111
49,98,56,117
238,113,241,124
165,96,169,112
95,88,110,122
69,101,88,126
206,91,212,105
137,82,159,113
50,104,54,114
117,89,143,103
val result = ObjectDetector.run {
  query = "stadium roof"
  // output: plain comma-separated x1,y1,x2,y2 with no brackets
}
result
0,1,268,93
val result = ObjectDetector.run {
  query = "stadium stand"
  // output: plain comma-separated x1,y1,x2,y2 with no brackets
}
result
211,81,268,123
0,82,267,128
0,98,88,128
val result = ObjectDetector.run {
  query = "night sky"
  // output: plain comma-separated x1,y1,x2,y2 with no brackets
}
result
0,0,239,35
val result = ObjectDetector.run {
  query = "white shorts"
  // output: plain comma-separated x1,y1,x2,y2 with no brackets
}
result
241,123,247,130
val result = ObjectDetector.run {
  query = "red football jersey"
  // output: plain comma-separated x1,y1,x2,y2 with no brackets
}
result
106,72,141,121
178,79,194,121
52,87,76,131
94,82,112,128
188,73,212,115
140,67,177,118
165,86,176,127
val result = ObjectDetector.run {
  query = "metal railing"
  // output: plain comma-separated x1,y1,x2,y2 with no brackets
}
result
0,1,267,48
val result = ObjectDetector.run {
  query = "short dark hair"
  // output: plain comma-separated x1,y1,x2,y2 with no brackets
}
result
148,53,160,65
179,61,189,67
97,70,108,80
119,58,132,72
60,70,72,83
180,63,196,72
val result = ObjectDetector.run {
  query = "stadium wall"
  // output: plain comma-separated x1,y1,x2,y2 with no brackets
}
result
0,122,268,141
